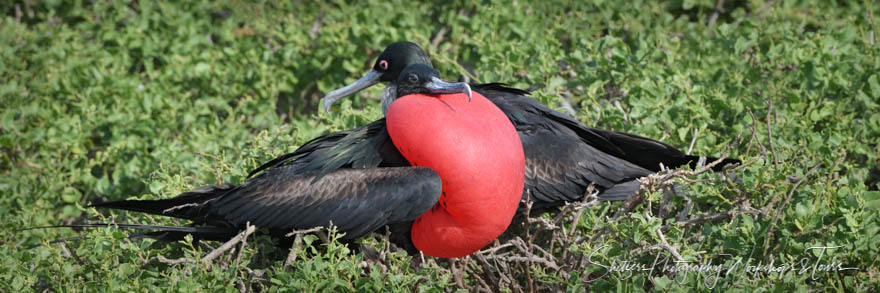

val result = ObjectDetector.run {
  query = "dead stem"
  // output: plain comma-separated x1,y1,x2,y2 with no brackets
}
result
202,224,256,263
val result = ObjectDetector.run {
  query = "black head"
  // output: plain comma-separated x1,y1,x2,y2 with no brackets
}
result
323,42,433,112
373,42,432,82
395,64,471,100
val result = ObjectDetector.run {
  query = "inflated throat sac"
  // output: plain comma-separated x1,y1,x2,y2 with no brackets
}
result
386,92,525,258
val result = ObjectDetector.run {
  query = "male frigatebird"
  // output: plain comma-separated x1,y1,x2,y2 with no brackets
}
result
312,42,740,208
62,64,525,258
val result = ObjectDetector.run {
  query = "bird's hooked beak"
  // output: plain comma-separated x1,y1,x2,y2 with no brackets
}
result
322,69,383,112
425,77,472,102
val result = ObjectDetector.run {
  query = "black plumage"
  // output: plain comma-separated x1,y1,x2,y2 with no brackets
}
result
89,167,440,243
53,65,478,253
317,42,741,207
212,167,441,240
247,118,408,182
44,43,739,254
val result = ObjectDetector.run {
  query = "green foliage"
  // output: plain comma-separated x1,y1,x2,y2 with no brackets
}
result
1,0,877,291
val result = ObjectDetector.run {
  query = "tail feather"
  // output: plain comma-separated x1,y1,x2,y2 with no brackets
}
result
24,223,233,234
25,223,241,248
585,128,741,172
90,184,235,221
29,184,243,248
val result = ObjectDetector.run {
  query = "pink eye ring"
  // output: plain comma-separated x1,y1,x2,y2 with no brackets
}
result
378,60,389,70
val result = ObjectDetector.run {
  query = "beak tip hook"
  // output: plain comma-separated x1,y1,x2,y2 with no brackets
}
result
321,99,331,113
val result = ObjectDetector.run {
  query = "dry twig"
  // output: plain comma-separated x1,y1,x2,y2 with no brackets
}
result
733,0,778,26
431,27,448,49
687,127,699,155
434,150,747,291
202,224,256,263
868,7,876,45
461,257,492,292
764,99,779,167
473,253,500,289
146,255,196,266
655,229,684,262
284,226,326,237
665,207,760,231
707,0,726,28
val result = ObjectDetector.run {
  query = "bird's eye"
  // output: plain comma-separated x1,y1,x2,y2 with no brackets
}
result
407,74,419,83
378,60,389,70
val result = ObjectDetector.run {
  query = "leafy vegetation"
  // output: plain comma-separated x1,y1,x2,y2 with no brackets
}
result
2,0,878,291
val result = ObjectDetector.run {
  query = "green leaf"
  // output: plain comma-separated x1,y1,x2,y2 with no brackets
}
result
112,231,127,240
865,191,880,210
548,76,565,91
149,181,165,194
61,187,81,203
868,74,880,98
193,63,211,75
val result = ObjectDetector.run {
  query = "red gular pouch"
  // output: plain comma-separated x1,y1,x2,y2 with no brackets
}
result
386,92,525,258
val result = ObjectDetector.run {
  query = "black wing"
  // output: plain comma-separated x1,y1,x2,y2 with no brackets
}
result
472,83,740,172
209,166,441,240
56,167,440,246
471,83,531,96
90,184,236,222
247,118,409,182
581,129,741,172
476,86,655,204
88,167,438,242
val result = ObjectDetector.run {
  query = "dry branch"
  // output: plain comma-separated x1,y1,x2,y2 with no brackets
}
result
145,255,196,266
435,153,750,291
868,8,876,45
733,0,778,26
764,99,780,167
655,229,684,262
707,0,726,28
202,223,256,263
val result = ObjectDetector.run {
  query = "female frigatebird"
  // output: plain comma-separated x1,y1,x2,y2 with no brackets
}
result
74,64,525,258
316,42,740,207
